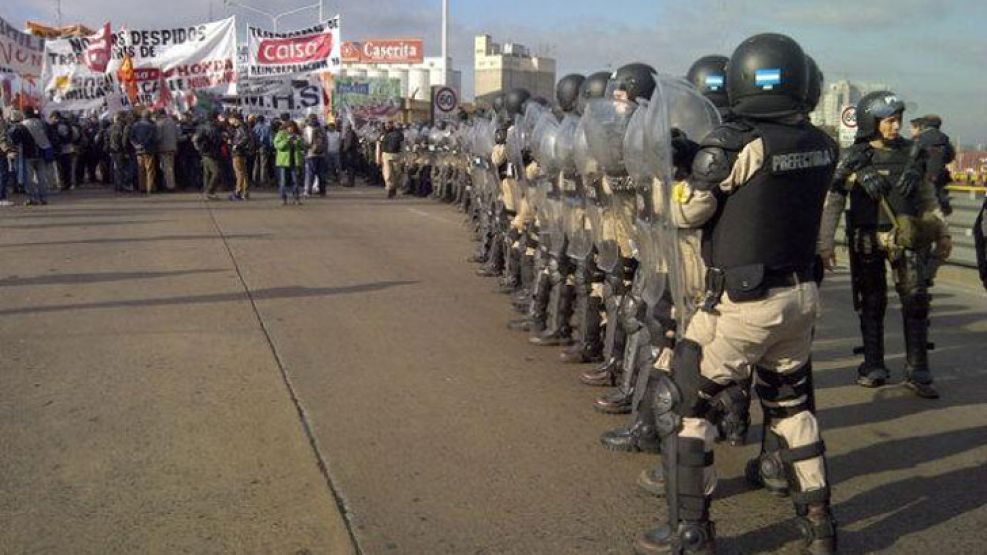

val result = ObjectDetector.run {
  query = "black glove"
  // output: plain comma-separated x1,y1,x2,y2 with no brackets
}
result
857,168,890,200
670,128,699,174
894,165,922,199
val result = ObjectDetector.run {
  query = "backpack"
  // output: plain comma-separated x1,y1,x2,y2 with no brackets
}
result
193,126,218,155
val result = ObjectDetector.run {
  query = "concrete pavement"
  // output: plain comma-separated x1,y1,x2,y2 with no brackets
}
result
1,186,985,554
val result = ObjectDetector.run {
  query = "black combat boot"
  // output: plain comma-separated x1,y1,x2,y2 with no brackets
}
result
561,265,604,363
634,437,716,555
593,331,640,414
902,314,938,399
580,291,624,386
600,368,660,452
855,312,889,387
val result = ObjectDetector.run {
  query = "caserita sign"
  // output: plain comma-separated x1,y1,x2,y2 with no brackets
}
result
340,39,423,64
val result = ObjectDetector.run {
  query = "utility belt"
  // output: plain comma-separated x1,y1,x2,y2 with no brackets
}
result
701,263,816,313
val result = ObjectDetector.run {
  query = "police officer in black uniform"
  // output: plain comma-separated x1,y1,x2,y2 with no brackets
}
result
818,91,950,400
636,33,838,554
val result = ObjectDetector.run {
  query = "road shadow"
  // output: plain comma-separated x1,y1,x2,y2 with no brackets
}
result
0,220,171,230
0,281,419,316
0,233,271,249
722,458,987,554
0,269,226,287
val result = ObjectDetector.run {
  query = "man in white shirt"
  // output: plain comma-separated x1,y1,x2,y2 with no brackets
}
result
323,121,342,195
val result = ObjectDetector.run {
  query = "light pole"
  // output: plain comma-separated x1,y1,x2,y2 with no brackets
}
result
224,0,324,32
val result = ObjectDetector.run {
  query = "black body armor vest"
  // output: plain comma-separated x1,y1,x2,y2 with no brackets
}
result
705,120,837,271
848,139,920,230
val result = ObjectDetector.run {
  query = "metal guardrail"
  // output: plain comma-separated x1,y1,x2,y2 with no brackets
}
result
944,185,986,268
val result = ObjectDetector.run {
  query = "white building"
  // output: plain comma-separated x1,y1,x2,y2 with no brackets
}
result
339,57,462,101
473,34,556,103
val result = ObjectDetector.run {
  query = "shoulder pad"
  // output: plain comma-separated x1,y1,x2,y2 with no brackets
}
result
690,146,734,191
699,121,757,152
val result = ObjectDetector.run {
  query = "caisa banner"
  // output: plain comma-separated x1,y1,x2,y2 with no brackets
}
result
0,15,45,77
246,16,341,78
333,75,402,124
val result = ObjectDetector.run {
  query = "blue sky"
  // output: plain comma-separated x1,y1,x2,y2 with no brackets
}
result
6,0,987,144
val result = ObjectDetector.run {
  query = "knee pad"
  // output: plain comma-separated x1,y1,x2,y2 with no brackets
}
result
668,339,725,419
755,362,814,419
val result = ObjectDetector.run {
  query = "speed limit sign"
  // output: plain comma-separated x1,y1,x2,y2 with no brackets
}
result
840,105,857,128
431,86,460,123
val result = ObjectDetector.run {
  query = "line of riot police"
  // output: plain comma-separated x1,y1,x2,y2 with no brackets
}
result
414,31,952,554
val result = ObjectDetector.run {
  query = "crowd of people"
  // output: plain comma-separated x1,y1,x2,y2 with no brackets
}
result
0,105,385,206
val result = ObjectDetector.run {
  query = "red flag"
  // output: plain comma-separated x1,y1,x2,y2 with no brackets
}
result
117,53,139,105
154,71,173,111
84,22,112,73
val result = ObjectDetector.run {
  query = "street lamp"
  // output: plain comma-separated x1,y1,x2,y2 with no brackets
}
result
223,0,324,32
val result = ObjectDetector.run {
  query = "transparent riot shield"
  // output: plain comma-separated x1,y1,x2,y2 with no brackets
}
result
532,111,564,253
557,113,591,259
645,75,721,333
575,113,620,272
623,99,667,307
583,96,639,271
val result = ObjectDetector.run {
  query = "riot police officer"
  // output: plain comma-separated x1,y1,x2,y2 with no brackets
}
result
559,71,613,365
818,92,951,399
637,33,838,554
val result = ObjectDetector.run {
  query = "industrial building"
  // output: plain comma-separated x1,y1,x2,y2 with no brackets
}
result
473,34,556,105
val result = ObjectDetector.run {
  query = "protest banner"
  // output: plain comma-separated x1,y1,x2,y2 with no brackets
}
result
333,75,402,123
105,17,238,107
0,15,45,77
228,75,326,120
246,17,341,78
41,23,118,114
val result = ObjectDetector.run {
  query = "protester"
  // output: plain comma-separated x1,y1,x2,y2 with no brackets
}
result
228,113,252,201
340,122,358,187
8,107,54,206
324,121,341,193
302,114,328,196
0,109,17,206
251,115,273,187
155,109,179,192
193,113,224,200
128,109,158,194
274,120,304,205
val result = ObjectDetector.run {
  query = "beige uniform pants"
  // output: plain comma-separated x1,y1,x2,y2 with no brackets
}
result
680,281,827,494
381,152,399,192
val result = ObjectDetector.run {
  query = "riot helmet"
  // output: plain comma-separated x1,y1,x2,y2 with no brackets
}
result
556,74,585,113
726,33,809,119
855,90,905,142
577,71,612,115
610,62,657,103
505,88,532,116
805,56,823,113
491,94,505,114
686,55,729,109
